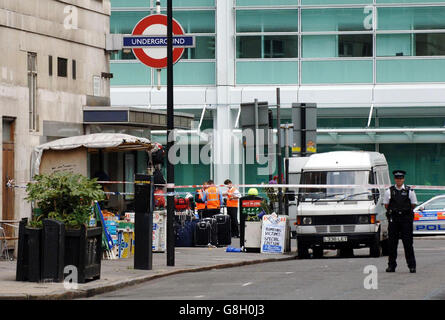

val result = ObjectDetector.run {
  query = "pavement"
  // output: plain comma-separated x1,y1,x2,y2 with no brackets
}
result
0,241,297,300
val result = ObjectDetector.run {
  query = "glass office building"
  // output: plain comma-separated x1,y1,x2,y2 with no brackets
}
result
110,0,445,200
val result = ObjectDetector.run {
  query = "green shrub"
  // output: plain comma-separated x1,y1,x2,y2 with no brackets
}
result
26,172,105,229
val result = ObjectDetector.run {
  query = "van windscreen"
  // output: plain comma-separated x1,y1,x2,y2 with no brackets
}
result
299,170,373,202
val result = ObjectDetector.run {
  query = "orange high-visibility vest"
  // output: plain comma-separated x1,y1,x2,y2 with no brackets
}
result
206,186,220,209
226,187,239,208
196,189,206,210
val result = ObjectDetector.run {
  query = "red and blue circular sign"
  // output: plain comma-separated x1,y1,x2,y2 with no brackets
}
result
131,14,185,69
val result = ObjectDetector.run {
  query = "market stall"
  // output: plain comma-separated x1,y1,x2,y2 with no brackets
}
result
31,133,163,258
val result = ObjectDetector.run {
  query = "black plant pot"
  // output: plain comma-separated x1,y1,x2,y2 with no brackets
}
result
64,225,102,283
16,218,42,282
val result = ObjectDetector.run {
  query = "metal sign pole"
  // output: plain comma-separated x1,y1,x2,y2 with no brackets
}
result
166,0,175,267
284,124,290,216
156,0,161,90
276,88,283,216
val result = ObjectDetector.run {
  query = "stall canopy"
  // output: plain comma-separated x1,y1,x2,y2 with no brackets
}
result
31,133,159,177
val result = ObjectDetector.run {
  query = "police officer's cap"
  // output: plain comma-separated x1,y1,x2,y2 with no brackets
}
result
392,170,406,178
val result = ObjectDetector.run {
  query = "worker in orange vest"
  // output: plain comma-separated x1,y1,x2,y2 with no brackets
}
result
202,179,223,218
223,179,241,238
194,181,208,219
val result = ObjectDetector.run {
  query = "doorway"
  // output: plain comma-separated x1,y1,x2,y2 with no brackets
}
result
2,118,15,239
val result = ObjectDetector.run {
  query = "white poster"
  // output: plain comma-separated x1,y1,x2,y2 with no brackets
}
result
261,214,287,254
153,210,166,252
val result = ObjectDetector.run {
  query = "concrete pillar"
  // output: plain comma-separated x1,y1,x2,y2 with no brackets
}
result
213,0,239,186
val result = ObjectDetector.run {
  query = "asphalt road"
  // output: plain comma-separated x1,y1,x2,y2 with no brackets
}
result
90,238,445,300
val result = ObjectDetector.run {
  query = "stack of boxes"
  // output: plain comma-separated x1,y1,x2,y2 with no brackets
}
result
104,219,118,246
117,221,134,258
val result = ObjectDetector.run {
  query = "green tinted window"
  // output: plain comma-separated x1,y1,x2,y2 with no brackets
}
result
237,36,298,58
318,118,372,128
160,62,215,85
236,0,298,5
236,61,298,84
158,0,215,6
378,7,445,30
377,0,445,3
318,144,375,153
182,36,215,59
111,11,147,34
379,143,445,202
236,10,298,33
377,33,445,57
302,60,373,84
111,61,215,85
111,0,215,7
111,0,152,7
302,35,372,58
111,10,215,34
377,59,445,82
110,62,151,86
379,117,445,127
302,8,371,32
173,10,215,33
302,0,372,4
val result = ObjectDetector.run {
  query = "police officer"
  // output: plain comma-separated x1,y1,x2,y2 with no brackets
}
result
383,170,417,273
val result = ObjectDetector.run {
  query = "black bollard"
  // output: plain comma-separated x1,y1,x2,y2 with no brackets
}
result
134,174,154,270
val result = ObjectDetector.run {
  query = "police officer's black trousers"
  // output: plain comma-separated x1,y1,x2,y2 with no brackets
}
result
388,218,416,269
227,207,239,237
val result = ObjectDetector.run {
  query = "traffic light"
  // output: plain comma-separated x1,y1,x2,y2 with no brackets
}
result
291,103,317,156
240,101,269,148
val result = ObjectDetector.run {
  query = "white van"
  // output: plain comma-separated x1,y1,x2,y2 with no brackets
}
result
294,151,390,259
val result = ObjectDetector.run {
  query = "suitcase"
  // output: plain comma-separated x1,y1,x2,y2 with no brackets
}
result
175,219,196,247
214,214,231,246
195,218,218,246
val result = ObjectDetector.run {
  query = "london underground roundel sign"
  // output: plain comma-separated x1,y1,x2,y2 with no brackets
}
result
131,14,186,69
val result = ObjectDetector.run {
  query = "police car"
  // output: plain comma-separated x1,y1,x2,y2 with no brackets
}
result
414,195,445,235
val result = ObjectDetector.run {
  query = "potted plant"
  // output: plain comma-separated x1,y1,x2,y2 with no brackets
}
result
19,172,105,283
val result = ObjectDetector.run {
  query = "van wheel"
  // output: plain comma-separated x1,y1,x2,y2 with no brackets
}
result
313,246,323,259
370,231,382,258
297,242,309,259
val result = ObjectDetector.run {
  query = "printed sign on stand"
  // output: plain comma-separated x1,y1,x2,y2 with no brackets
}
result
261,214,288,254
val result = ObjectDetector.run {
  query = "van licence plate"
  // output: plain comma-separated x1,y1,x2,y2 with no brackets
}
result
323,236,348,242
